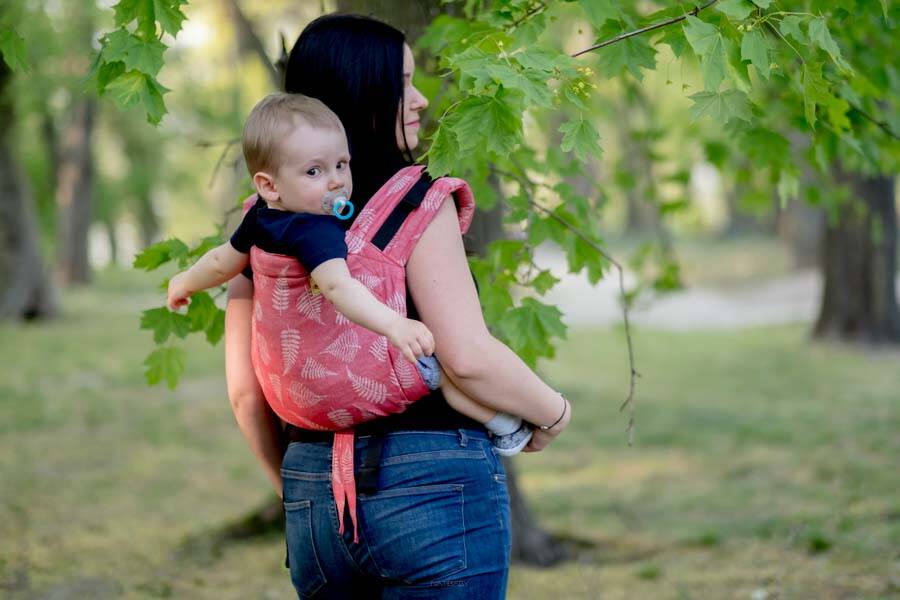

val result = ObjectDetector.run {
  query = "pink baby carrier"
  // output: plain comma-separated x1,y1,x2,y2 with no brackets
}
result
245,165,475,541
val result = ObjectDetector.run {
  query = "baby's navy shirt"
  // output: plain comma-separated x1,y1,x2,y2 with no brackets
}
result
231,197,348,276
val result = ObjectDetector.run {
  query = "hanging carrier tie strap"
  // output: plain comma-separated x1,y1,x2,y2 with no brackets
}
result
329,169,435,543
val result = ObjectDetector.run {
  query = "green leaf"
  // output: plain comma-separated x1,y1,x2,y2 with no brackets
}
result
114,0,156,39
656,26,689,58
750,0,771,7
0,29,29,72
452,91,522,157
808,17,850,71
515,46,574,74
104,70,168,124
425,123,460,177
140,307,192,344
530,270,560,295
187,293,226,345
741,127,790,167
801,62,831,128
205,310,225,345
528,216,563,246
779,16,806,43
186,292,217,332
144,346,186,389
653,261,682,292
469,258,514,325
683,16,728,91
486,63,553,107
566,234,607,284
740,29,771,79
596,35,657,81
559,118,603,163
716,0,755,20
448,46,494,89
133,238,189,270
688,90,752,124
777,171,799,209
94,61,126,94
579,0,623,29
102,29,166,77
497,297,567,367
188,235,225,258
704,141,730,166
486,239,526,272
825,95,851,132
153,0,187,36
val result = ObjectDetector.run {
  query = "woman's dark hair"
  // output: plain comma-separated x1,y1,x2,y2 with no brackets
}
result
284,14,412,214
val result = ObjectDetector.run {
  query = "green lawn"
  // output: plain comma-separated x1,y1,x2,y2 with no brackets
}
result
1,266,898,599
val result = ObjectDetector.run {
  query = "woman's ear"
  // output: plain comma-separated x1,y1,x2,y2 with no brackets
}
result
253,171,280,204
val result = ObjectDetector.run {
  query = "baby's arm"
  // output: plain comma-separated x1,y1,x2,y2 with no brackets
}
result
167,243,249,310
311,258,434,362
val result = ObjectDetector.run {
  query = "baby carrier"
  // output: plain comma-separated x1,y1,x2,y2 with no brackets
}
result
246,165,475,541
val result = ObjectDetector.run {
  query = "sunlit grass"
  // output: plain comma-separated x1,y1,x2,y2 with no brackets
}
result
2,265,898,599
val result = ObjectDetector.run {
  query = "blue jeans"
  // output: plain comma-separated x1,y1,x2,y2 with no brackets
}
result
281,428,511,599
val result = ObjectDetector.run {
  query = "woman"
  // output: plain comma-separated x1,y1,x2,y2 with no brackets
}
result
224,13,571,598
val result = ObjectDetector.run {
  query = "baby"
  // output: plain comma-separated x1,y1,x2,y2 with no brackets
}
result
167,93,533,455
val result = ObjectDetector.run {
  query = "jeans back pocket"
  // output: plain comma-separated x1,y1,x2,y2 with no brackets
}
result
360,483,467,584
284,499,328,599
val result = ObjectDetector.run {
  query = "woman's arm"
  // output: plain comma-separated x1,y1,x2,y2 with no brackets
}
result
225,274,285,496
406,199,571,451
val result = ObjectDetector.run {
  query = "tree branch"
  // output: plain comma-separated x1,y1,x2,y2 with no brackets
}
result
510,1,547,29
571,0,721,58
493,164,641,445
847,102,900,141
224,0,280,90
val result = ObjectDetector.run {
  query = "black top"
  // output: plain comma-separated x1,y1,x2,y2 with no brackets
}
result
230,198,347,272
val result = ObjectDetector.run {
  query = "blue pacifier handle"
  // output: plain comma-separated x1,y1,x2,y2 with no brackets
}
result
331,197,355,220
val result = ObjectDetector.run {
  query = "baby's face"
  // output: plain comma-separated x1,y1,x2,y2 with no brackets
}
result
272,123,352,215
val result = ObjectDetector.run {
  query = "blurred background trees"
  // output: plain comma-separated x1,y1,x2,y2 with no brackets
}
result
1,0,898,594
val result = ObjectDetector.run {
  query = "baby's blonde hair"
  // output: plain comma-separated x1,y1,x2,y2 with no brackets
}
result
242,93,345,175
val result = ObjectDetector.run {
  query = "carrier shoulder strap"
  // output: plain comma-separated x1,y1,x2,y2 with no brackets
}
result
370,171,434,251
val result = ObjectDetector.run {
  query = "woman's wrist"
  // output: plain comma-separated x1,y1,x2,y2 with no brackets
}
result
537,394,570,432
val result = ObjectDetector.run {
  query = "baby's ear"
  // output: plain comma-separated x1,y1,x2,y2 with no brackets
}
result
253,171,279,202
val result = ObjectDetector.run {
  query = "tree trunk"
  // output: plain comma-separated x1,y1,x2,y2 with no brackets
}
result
480,172,567,566
777,198,823,268
814,171,900,344
504,454,568,566
0,62,58,320
55,99,96,285
134,189,159,249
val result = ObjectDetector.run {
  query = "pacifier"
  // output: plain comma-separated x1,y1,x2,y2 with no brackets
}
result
322,190,355,220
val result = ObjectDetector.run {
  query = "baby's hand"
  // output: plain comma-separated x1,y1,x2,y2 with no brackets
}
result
387,317,435,363
167,272,192,311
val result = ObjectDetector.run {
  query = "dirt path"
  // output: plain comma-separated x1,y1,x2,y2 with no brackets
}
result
536,248,900,330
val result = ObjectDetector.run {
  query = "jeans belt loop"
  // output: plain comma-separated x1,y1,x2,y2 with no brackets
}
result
458,428,468,448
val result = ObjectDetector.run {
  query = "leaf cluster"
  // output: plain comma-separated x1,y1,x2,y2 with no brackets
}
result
90,0,188,124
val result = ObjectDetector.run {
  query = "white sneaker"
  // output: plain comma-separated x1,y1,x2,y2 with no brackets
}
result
491,422,533,457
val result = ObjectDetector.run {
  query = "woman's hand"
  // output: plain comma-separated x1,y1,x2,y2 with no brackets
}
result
523,396,571,453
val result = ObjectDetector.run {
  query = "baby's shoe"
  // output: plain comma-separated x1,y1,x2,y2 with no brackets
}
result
491,422,533,457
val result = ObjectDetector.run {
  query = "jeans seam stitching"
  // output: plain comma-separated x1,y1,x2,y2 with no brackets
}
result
324,486,369,578
285,500,328,597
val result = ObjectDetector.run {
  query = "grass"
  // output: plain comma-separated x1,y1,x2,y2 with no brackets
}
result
2,262,899,599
